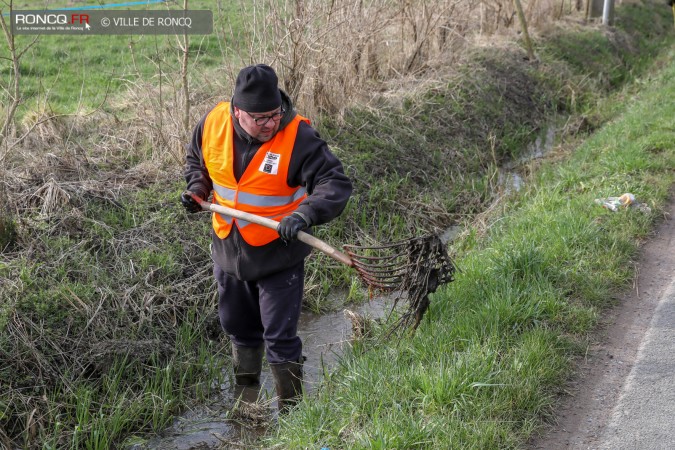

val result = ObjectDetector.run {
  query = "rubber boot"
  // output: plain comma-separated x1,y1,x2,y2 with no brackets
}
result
270,359,303,413
232,343,264,386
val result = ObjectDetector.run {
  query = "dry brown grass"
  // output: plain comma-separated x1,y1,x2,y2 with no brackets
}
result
227,0,586,119
0,96,220,445
76,0,587,146
0,0,583,171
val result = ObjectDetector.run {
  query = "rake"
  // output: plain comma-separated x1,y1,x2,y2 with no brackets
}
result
190,193,455,333
344,235,455,333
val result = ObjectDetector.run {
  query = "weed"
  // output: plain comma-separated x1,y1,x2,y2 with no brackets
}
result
0,0,673,448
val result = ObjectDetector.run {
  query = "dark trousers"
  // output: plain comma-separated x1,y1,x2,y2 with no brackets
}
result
214,261,304,364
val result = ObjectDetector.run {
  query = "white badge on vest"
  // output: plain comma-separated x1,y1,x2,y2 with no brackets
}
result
259,151,281,175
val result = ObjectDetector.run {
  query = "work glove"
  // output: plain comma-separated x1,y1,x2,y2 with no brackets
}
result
181,191,203,214
277,212,310,241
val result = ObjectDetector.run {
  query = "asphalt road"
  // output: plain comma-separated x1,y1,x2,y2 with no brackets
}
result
598,273,675,449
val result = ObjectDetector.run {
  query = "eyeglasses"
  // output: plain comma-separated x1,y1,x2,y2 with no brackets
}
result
246,108,285,126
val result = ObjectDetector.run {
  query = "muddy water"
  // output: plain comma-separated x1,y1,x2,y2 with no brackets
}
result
136,228,460,448
131,297,394,449
499,124,556,194
504,124,556,171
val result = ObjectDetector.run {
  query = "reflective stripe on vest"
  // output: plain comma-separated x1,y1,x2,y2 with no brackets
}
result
212,182,307,207
201,102,309,246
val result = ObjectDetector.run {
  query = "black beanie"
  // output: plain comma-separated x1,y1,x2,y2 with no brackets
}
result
232,64,282,113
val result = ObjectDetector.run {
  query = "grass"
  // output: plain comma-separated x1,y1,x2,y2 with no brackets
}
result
0,178,227,448
0,0,673,448
268,43,675,448
1,0,253,115
44,330,218,450
299,0,674,311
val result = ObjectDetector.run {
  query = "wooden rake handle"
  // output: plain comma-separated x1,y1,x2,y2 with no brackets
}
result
189,192,354,268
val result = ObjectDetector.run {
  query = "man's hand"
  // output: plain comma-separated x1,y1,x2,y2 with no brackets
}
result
181,191,203,214
277,213,310,241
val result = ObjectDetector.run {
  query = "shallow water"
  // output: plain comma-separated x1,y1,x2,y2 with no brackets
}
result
499,124,556,195
503,124,556,170
131,296,394,449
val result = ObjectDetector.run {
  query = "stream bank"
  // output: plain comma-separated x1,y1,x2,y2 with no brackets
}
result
142,122,559,448
1,1,672,448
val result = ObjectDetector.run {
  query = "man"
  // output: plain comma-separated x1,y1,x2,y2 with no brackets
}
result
181,64,352,411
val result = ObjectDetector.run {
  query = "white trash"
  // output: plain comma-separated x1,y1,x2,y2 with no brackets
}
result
594,193,651,213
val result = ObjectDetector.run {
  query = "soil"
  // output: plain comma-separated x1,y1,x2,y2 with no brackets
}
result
528,190,675,449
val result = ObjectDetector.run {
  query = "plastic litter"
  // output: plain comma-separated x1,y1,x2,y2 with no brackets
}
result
594,193,651,213
595,193,634,211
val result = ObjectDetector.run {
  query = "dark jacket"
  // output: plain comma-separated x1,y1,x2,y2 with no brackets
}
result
184,90,353,280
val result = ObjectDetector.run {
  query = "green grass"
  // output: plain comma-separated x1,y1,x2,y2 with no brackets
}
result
1,0,674,448
301,0,674,309
37,323,222,450
267,44,675,449
1,0,254,115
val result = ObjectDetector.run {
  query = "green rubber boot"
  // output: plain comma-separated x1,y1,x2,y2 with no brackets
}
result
232,343,264,386
270,358,303,413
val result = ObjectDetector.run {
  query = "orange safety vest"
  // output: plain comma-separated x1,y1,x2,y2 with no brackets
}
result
201,102,309,246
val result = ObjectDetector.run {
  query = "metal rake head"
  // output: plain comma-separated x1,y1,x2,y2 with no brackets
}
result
344,234,456,334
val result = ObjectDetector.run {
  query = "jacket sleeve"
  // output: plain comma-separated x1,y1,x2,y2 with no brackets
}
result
184,113,213,200
288,121,353,226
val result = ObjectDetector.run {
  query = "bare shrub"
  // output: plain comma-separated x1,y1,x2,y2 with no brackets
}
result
263,0,476,116
19,109,65,147
115,33,232,167
0,0,39,160
121,79,182,163
228,0,570,118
